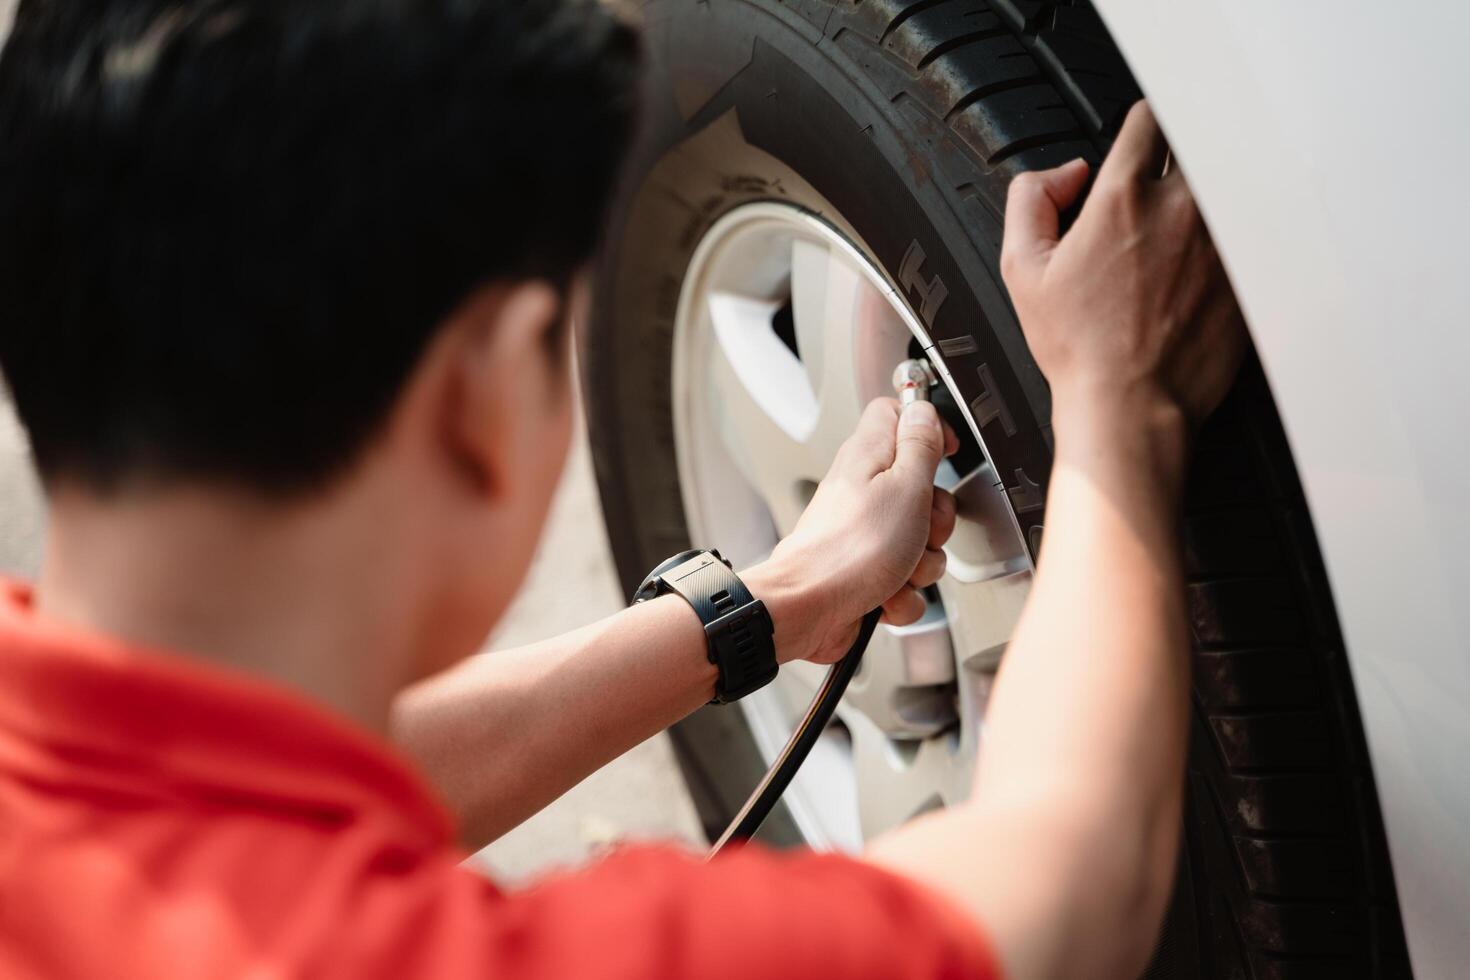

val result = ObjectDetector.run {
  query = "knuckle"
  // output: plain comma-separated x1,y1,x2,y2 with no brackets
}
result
1166,185,1200,225
1008,170,1037,197
999,246,1023,283
860,398,899,430
893,425,922,447
1092,176,1132,214
924,548,947,583
886,596,921,626
929,521,955,551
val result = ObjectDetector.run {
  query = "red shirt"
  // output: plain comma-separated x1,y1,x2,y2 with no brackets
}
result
0,582,996,979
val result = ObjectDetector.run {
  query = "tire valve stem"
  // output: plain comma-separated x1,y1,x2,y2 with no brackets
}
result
892,358,938,406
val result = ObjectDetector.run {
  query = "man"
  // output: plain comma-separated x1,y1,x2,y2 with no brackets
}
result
0,1,1244,978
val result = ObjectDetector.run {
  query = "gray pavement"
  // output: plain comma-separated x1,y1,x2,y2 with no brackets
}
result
0,393,703,882
0,396,43,581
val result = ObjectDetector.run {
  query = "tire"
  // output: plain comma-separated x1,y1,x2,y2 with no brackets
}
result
579,0,1411,975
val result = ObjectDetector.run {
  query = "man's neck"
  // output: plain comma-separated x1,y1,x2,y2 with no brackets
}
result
35,480,420,734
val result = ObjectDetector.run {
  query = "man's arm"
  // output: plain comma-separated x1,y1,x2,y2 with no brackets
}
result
392,593,718,848
867,102,1246,980
392,400,958,849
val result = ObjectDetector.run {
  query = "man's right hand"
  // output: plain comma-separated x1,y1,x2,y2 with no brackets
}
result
867,102,1248,980
1000,101,1246,439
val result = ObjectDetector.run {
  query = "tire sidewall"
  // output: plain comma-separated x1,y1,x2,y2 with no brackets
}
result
582,0,1053,845
586,0,1054,591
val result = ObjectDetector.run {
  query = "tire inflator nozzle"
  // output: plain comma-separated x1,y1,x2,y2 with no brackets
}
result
892,358,939,406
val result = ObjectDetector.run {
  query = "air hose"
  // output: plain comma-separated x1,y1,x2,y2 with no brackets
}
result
707,607,882,855
708,359,938,857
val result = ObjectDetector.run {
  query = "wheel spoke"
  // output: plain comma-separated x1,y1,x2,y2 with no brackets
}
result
944,462,1031,579
706,291,822,532
842,603,957,739
850,719,969,836
938,569,1032,672
938,463,1033,671
790,236,911,463
791,236,863,453
788,237,831,394
675,203,1039,851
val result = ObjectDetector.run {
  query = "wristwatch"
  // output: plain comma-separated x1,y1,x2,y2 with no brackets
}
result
633,549,777,704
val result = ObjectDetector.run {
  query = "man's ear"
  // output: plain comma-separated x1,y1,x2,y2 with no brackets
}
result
439,280,563,499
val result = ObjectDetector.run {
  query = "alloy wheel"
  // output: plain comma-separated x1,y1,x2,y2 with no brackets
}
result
671,202,1034,850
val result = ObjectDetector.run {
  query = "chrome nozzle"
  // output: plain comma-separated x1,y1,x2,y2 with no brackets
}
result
892,359,938,406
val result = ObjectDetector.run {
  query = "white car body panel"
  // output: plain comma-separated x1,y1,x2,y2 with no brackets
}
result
1091,1,1470,974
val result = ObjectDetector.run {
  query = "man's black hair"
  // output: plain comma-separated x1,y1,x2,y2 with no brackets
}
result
0,0,640,495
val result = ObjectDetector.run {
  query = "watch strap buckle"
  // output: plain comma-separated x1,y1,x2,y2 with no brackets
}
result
703,600,776,704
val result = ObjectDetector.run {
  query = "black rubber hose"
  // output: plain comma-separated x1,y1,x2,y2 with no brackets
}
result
707,607,884,856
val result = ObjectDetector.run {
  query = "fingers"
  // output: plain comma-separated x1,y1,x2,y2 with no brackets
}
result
885,545,947,625
942,419,960,458
1096,100,1170,186
886,543,949,627
831,397,959,483
881,586,927,626
908,547,947,590
1000,157,1090,278
891,400,945,484
928,487,956,550
830,398,901,479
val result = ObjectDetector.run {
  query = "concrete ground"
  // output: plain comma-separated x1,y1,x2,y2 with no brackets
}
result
0,394,704,883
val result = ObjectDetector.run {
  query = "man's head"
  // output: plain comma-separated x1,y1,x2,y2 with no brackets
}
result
0,0,639,680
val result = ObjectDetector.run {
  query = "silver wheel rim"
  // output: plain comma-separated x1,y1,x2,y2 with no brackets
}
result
671,202,1033,851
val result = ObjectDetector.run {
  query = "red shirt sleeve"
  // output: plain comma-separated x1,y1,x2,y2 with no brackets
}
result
376,844,999,980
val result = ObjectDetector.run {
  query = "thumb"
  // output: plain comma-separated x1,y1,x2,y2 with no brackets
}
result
892,400,945,484
1000,157,1090,279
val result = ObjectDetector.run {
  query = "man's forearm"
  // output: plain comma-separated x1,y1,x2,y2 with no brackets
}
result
868,395,1192,980
390,561,816,849
391,594,717,848
982,392,1190,813
869,103,1242,980
974,395,1191,973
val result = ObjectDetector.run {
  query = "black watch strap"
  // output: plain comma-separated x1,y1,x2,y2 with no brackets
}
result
633,550,777,704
